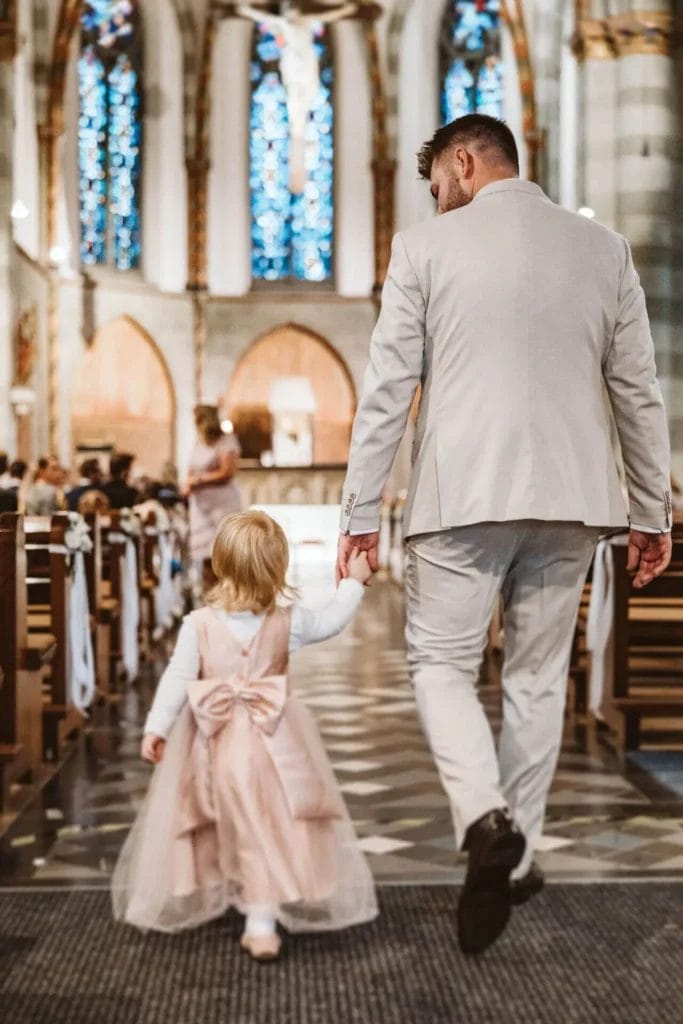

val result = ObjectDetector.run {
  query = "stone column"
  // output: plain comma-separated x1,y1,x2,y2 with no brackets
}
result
528,0,565,200
612,5,676,469
575,16,619,227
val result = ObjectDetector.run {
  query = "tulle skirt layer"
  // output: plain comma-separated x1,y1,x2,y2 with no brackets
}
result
111,699,378,934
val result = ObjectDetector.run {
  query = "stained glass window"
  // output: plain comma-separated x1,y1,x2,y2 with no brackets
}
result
78,1,142,271
440,1,503,124
250,20,334,284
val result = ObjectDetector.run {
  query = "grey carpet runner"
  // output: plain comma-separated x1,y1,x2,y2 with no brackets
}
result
1,885,681,1024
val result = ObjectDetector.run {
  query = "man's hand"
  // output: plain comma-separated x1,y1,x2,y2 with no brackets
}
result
627,529,672,589
337,531,380,584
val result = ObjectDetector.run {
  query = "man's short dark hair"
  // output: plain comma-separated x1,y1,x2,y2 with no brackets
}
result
0,452,7,476
10,460,27,480
110,452,134,479
80,458,101,480
417,114,519,180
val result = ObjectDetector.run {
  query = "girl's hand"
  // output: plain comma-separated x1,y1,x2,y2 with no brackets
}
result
141,734,166,764
347,549,372,586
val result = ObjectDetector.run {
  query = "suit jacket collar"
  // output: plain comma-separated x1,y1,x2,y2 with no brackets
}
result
473,178,547,203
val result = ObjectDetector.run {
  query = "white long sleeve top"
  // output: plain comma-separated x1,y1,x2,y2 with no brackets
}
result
144,578,365,739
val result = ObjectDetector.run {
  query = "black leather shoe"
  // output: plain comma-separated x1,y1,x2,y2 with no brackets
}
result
457,809,525,956
510,862,545,906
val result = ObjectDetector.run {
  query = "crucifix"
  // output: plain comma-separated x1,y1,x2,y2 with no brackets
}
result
219,1,380,193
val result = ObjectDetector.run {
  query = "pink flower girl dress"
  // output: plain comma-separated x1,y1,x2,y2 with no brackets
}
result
111,592,378,935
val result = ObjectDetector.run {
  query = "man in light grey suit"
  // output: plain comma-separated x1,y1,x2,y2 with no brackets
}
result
337,115,672,955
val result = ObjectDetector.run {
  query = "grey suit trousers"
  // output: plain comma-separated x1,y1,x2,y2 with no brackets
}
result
404,520,599,877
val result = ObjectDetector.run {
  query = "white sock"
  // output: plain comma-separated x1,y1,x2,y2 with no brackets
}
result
244,905,276,937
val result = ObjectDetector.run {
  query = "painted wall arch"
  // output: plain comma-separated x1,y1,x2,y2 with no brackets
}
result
70,315,176,476
226,323,356,466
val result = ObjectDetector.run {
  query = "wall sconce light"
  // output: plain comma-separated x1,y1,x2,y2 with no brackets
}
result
11,199,29,221
49,243,69,265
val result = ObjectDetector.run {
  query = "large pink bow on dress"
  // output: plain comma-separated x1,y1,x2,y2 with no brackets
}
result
188,674,287,738
182,674,341,826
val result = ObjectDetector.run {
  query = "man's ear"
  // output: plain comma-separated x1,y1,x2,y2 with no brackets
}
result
457,147,475,181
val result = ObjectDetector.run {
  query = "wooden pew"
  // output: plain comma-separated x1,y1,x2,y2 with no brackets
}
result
100,513,128,688
0,513,54,808
610,532,683,749
24,514,86,760
139,510,160,657
83,512,122,701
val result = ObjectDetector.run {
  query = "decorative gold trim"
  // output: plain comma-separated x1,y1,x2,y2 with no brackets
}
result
187,14,216,293
501,0,542,184
573,11,674,63
0,0,17,61
572,18,617,62
363,8,396,296
192,292,208,405
610,11,673,59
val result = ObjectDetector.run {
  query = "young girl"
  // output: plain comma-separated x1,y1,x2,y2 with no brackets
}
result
112,510,377,959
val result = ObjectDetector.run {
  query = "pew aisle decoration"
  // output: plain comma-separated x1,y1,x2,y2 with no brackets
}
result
155,529,176,634
141,505,176,636
585,533,629,716
110,510,141,681
55,513,96,713
389,497,407,584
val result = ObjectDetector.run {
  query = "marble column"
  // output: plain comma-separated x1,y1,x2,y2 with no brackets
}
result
576,3,679,476
526,0,564,200
612,5,677,473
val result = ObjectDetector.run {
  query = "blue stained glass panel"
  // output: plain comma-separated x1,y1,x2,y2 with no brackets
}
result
476,57,503,118
78,0,142,270
250,21,334,284
441,1,503,124
108,54,142,270
78,46,108,266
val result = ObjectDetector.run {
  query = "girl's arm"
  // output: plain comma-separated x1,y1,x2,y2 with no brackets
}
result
290,577,365,652
144,618,199,738
189,450,238,491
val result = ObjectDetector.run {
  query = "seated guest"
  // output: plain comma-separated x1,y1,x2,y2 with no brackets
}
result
135,479,171,531
7,460,27,489
5,460,28,511
102,452,139,509
25,456,65,515
78,490,111,516
67,458,104,511
0,487,17,512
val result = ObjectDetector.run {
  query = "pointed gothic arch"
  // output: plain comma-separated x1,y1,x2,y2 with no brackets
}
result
226,323,356,465
70,315,176,475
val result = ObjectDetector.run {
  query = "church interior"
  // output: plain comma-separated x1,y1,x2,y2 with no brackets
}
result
0,1,682,1021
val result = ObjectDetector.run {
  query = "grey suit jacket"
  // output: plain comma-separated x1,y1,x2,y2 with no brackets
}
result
341,179,672,537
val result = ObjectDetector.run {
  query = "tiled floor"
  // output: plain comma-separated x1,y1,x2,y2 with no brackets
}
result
1,572,683,889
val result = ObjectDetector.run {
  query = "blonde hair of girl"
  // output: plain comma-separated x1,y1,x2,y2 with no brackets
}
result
207,511,298,614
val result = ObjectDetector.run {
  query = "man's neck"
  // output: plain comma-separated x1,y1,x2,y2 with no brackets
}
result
472,170,519,199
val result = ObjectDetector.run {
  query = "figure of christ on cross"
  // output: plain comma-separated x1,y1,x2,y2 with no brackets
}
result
232,1,366,193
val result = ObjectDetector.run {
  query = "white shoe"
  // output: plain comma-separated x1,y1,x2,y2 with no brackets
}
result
240,932,282,962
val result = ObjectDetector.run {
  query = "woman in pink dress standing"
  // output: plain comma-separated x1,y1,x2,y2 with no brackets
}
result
184,405,242,589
